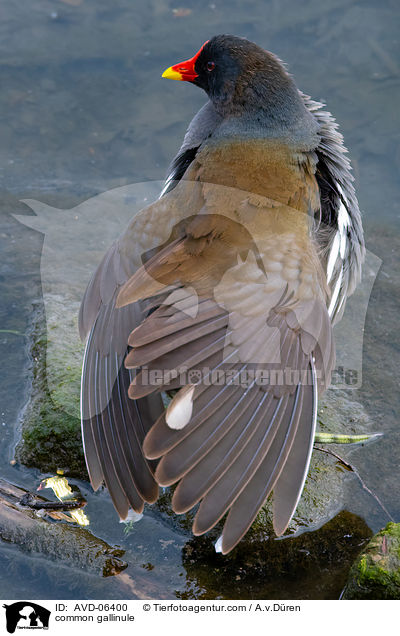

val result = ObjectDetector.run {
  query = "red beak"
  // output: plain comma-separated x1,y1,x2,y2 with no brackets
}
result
162,41,208,82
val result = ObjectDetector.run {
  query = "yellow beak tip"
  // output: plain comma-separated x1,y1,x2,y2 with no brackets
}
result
162,67,183,81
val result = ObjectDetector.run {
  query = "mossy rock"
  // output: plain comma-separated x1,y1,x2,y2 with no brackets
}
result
342,523,400,599
15,300,86,478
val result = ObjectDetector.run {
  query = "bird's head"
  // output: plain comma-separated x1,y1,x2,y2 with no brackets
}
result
162,34,303,122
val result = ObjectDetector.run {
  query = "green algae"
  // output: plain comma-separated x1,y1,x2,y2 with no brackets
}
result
15,303,86,478
314,432,381,444
342,522,400,599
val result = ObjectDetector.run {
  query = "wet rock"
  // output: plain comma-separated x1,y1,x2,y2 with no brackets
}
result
15,301,86,478
342,522,400,599
0,478,127,577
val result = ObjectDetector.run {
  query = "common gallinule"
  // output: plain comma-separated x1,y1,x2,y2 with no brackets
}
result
79,35,364,554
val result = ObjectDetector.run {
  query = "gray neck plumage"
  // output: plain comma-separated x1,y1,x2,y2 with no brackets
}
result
212,103,320,151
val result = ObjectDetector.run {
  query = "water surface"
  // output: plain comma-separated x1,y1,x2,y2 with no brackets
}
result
0,0,399,600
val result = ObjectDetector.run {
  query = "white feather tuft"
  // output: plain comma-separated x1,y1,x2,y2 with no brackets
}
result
214,535,223,553
166,384,195,430
120,509,143,523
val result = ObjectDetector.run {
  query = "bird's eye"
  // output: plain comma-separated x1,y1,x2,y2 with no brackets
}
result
206,61,215,72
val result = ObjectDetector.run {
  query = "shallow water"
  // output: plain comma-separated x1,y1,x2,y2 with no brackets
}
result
0,0,399,600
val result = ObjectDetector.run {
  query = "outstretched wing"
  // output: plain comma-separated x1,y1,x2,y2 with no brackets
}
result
79,241,165,517
116,211,335,553
301,93,365,323
79,103,219,516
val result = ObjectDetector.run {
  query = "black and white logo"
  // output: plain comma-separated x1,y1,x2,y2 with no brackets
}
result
3,602,50,633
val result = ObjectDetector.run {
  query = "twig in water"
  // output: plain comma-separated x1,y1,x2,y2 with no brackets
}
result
314,445,394,522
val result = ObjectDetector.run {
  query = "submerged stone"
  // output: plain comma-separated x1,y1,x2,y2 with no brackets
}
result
178,511,372,599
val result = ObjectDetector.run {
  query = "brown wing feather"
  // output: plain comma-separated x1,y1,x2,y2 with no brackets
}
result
79,134,341,550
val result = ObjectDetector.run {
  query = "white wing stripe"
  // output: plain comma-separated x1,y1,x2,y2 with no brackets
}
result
328,266,343,316
327,232,341,283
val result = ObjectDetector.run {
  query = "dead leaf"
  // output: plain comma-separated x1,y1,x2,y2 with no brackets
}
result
172,7,192,17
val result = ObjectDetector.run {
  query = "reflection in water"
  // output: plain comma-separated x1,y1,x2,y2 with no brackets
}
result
178,511,373,600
